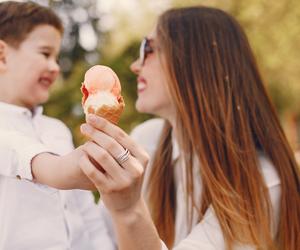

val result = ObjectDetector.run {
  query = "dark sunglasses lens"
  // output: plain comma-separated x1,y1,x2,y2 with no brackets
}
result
139,38,147,65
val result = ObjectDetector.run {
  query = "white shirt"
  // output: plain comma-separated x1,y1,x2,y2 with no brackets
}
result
130,118,281,250
0,102,115,250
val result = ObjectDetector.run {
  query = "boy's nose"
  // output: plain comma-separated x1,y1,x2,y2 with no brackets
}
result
130,59,141,75
49,59,60,74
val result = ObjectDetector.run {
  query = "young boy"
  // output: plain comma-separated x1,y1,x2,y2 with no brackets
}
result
0,2,115,249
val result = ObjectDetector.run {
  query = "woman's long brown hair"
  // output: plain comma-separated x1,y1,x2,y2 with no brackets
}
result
147,6,300,249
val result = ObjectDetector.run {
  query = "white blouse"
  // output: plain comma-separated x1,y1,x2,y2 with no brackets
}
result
130,118,281,250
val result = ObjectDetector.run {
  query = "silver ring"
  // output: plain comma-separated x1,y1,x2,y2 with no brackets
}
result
116,148,130,165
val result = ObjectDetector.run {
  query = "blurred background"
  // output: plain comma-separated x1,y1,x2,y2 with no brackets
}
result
1,0,299,160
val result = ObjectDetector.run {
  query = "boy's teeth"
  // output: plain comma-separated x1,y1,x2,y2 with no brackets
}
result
40,79,50,86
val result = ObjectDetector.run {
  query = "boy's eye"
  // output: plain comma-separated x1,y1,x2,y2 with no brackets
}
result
41,52,50,58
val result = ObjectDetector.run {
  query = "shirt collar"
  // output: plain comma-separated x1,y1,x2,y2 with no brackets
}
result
0,102,43,118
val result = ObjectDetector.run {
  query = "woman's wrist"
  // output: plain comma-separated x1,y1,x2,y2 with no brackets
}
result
110,197,147,224
109,198,161,250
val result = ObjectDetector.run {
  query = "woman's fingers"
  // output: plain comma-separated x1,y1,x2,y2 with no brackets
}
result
81,141,144,190
82,141,126,182
83,114,149,167
78,153,109,191
79,151,133,194
80,115,148,193
81,123,124,156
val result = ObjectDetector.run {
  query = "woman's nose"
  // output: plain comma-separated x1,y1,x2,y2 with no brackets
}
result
130,59,141,75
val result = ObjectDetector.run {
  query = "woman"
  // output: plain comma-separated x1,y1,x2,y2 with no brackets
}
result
79,6,300,250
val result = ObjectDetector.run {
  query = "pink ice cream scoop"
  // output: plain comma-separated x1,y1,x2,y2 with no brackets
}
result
81,65,125,124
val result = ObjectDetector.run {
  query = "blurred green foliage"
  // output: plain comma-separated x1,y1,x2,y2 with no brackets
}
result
44,0,300,148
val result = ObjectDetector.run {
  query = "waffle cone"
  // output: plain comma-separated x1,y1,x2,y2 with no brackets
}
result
87,96,125,124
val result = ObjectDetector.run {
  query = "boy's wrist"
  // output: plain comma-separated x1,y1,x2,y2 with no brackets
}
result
32,152,61,186
31,147,96,190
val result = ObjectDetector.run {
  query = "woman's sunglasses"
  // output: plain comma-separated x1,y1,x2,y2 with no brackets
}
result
139,37,154,66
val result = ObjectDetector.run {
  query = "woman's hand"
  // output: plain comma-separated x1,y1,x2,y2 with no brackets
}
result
79,115,162,250
79,114,149,215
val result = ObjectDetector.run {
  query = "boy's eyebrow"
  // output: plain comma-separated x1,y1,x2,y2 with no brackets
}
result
38,45,60,56
38,45,54,50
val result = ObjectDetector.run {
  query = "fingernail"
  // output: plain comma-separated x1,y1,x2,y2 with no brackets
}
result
87,114,97,123
81,124,91,133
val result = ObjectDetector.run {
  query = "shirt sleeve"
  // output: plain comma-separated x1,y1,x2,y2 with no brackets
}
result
0,130,51,180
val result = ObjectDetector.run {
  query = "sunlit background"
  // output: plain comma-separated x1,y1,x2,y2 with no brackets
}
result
1,0,299,162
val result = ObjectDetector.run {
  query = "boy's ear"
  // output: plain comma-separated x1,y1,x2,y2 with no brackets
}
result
0,40,8,72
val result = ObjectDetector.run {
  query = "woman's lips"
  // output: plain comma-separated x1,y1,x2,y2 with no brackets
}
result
137,76,147,93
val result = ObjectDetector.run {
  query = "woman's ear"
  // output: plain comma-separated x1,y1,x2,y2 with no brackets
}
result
0,40,7,72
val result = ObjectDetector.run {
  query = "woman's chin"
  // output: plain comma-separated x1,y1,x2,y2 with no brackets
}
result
135,100,151,114
136,103,162,118
135,100,144,112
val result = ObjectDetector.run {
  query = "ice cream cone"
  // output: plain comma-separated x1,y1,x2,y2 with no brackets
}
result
87,96,125,124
